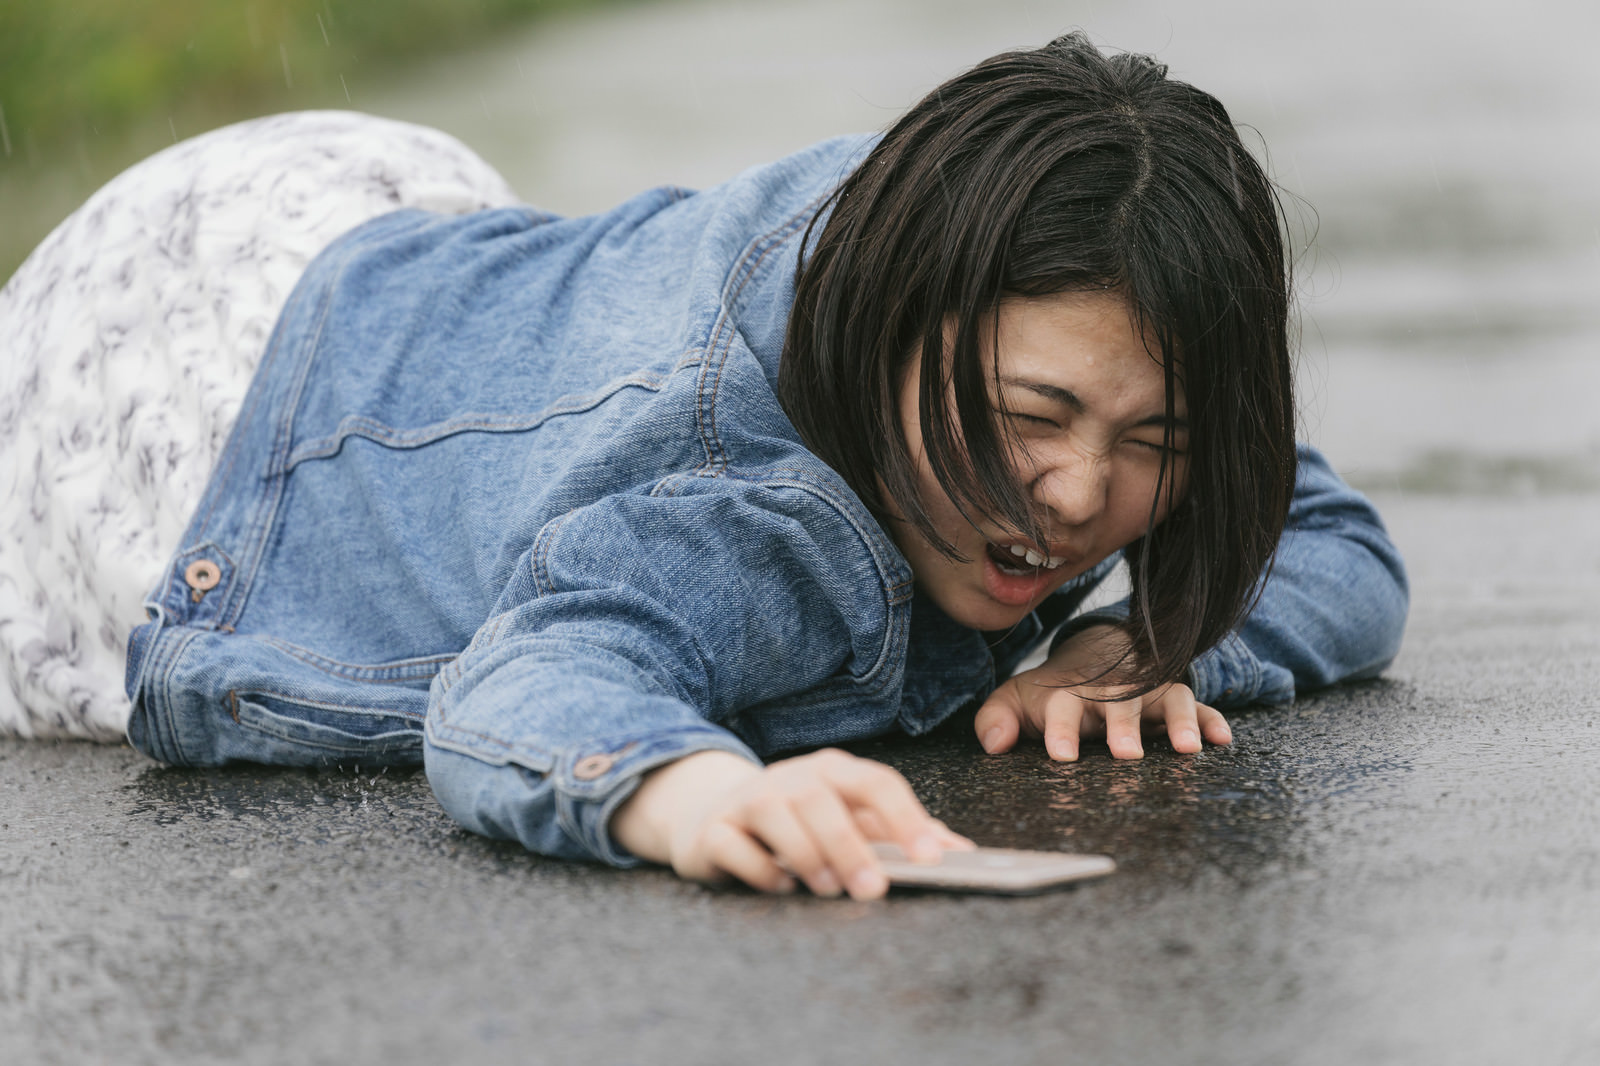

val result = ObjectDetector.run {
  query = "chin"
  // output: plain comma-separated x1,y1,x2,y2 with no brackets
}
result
945,597,1035,634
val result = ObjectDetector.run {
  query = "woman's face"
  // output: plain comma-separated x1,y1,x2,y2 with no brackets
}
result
890,290,1189,633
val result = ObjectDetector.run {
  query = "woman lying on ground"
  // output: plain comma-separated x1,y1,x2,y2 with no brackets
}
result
0,33,1407,899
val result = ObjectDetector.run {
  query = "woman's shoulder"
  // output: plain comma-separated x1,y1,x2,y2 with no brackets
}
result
698,134,878,221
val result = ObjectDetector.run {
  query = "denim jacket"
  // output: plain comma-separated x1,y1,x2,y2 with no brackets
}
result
125,135,1408,865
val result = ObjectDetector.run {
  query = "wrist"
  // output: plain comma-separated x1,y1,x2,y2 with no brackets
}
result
1043,619,1139,690
611,749,761,865
1047,611,1128,656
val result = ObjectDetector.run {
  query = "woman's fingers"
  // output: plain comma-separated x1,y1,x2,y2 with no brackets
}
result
852,806,890,843
973,680,1027,753
1155,684,1203,753
744,792,842,896
1040,685,1087,762
697,786,865,898
855,805,973,856
708,751,947,899
1197,700,1232,746
699,820,796,894
1149,684,1230,753
1102,696,1147,759
822,751,946,862
985,672,1228,761
792,775,888,899
929,818,976,851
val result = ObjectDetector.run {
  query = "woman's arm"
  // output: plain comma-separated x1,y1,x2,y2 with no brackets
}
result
420,485,954,893
1185,443,1409,706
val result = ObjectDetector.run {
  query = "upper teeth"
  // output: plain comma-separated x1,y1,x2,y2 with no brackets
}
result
1007,544,1066,569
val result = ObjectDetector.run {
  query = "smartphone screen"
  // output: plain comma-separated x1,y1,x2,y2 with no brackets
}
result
871,842,1116,894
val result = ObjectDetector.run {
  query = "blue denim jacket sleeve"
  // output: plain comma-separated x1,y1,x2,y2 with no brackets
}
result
421,484,891,866
1058,444,1409,707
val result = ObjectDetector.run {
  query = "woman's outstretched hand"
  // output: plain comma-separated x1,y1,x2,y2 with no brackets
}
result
611,748,972,899
975,624,1231,761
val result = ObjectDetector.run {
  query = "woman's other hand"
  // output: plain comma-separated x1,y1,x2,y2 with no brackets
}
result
974,624,1231,761
611,748,971,899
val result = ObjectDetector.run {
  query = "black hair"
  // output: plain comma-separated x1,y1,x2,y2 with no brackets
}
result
777,31,1297,692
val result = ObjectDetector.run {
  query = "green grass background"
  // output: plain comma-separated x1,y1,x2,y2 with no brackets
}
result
0,0,625,284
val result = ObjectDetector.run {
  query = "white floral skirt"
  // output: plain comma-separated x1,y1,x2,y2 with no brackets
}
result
0,112,519,740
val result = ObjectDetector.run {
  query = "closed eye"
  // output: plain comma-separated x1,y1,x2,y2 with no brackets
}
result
1128,438,1187,456
999,409,1061,429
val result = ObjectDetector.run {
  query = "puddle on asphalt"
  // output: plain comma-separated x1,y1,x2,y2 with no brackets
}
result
847,683,1413,887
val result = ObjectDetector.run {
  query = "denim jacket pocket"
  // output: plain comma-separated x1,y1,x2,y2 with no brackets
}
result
127,627,436,768
230,690,424,766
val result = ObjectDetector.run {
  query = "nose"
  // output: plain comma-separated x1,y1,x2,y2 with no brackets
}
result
1031,446,1109,529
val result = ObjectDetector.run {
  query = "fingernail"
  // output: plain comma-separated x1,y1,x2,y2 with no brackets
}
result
981,727,1004,753
849,868,888,899
911,834,942,863
774,875,797,894
1179,729,1200,750
811,869,841,897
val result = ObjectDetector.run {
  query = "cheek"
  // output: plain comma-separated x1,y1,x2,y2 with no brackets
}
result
1109,461,1187,536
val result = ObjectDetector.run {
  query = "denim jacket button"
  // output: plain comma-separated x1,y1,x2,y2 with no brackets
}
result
573,753,615,780
184,559,222,593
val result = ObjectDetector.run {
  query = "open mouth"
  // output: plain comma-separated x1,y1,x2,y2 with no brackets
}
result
984,542,1069,575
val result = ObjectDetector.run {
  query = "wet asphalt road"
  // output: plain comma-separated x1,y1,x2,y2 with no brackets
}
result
7,2,1596,1062
4,491,1597,1066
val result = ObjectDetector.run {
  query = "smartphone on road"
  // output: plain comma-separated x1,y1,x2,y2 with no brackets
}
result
872,842,1115,894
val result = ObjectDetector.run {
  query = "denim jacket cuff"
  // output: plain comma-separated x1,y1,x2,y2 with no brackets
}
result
552,726,763,867
1187,632,1294,707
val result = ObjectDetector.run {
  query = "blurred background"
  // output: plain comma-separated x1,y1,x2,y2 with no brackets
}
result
4,0,1597,493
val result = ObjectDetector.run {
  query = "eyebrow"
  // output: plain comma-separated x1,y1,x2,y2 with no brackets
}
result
1000,376,1189,430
